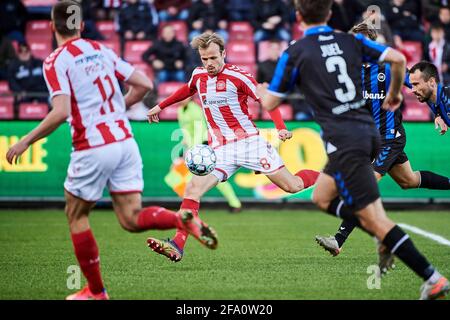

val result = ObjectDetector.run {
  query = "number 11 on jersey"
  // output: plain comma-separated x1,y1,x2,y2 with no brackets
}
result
93,75,116,115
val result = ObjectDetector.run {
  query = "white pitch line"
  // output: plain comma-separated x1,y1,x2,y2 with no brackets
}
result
398,223,450,247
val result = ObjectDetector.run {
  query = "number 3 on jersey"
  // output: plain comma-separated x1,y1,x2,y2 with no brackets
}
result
93,75,115,115
325,56,356,103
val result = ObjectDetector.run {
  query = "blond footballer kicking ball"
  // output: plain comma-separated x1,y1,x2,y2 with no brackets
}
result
184,144,217,176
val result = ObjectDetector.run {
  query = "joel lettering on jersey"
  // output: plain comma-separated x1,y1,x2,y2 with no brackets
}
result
320,43,344,58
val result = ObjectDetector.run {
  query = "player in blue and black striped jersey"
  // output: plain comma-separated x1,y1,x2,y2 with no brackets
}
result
315,23,450,275
409,61,450,132
261,0,449,299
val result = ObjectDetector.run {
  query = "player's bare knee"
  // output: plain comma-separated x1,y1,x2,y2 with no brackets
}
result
397,179,411,190
398,178,416,189
65,205,83,225
118,217,141,233
357,217,373,233
356,213,383,236
398,182,410,189
120,221,140,233
118,208,142,233
65,208,89,232
396,171,420,189
317,201,330,212
312,192,328,211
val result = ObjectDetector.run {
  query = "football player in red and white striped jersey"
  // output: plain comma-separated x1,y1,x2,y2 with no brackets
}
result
146,32,319,262
6,1,217,300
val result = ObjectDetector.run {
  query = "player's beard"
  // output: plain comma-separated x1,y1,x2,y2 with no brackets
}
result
207,63,224,76
416,88,433,102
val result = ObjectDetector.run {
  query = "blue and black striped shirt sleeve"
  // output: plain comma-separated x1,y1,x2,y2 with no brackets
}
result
438,87,450,125
426,86,450,126
268,50,299,97
354,33,389,64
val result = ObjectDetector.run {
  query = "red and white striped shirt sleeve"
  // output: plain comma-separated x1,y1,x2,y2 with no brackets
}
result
239,72,260,102
159,69,200,109
102,45,135,82
43,53,71,99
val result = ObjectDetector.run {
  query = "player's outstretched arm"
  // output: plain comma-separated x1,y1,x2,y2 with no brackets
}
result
256,83,291,141
147,84,195,124
124,69,154,109
266,105,291,141
381,48,406,112
6,95,70,164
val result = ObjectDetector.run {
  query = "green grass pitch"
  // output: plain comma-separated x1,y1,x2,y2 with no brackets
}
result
0,209,449,300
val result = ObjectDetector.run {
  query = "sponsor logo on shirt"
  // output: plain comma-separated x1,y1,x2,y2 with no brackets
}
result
203,98,228,106
363,90,386,100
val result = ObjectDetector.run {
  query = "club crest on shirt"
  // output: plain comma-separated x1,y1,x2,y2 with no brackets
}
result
377,73,386,82
216,80,226,92
44,47,63,67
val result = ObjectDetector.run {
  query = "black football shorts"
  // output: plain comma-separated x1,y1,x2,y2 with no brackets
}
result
323,122,381,211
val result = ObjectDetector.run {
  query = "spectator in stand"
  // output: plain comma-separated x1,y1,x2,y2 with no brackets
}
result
252,0,290,43
0,0,27,43
97,0,122,20
186,45,202,76
386,0,424,42
188,0,228,42
227,0,254,22
7,42,48,110
423,1,446,22
257,40,282,84
437,6,450,43
118,0,158,41
0,30,16,81
328,0,365,32
142,25,187,83
154,0,191,22
256,39,312,120
424,23,450,85
370,0,390,15
81,0,104,40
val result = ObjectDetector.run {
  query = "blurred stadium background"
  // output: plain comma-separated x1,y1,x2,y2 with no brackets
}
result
0,0,449,207
0,0,449,300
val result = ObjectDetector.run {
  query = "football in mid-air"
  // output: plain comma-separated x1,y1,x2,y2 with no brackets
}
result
184,144,217,176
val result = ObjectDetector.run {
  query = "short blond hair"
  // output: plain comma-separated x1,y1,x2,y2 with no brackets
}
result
190,32,225,53
350,22,377,41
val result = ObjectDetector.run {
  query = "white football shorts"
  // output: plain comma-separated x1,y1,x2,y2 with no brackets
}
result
64,138,143,201
212,135,284,182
